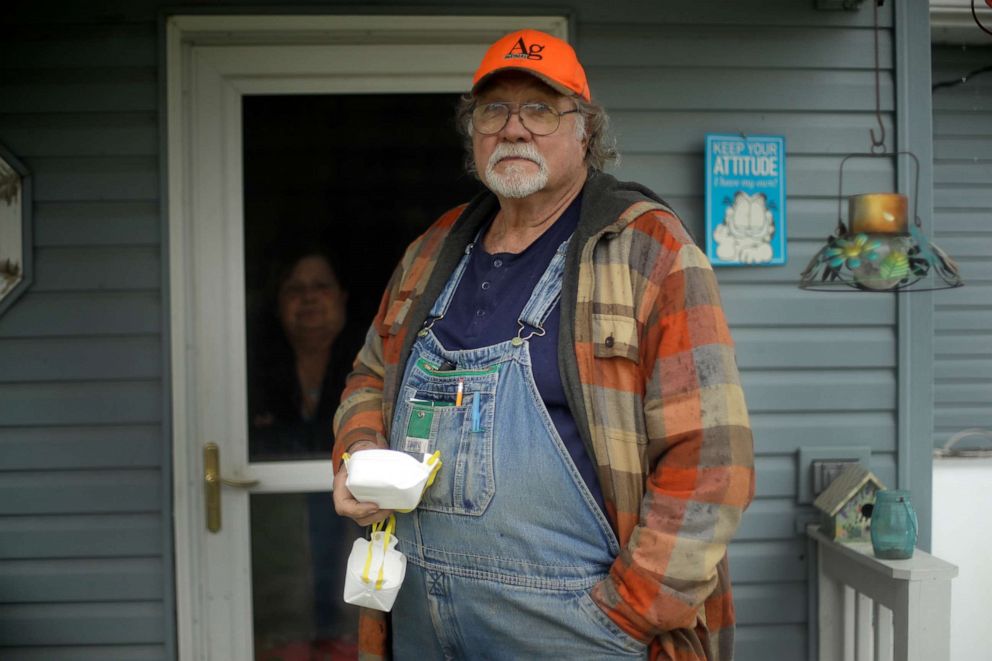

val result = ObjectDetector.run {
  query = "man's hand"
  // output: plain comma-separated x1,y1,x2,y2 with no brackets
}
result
333,441,393,526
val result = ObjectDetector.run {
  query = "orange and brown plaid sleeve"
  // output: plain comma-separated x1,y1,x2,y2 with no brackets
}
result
591,220,754,649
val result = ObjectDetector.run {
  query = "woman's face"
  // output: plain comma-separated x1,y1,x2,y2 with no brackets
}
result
277,255,348,345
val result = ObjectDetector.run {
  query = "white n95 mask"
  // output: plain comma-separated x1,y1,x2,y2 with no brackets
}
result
343,514,406,612
343,449,442,512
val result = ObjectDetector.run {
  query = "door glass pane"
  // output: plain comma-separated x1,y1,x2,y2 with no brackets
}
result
251,492,363,660
243,93,483,463
242,93,484,658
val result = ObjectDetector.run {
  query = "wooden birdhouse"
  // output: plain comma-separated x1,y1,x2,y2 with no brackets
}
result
813,464,886,542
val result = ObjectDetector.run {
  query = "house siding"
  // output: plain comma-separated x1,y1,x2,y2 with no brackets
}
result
0,2,919,660
932,44,992,449
0,15,170,661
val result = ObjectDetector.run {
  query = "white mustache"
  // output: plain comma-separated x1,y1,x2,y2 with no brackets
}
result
487,143,546,171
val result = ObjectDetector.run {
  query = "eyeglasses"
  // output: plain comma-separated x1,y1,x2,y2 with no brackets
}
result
471,102,580,136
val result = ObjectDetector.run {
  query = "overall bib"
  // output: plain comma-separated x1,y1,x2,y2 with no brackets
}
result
388,237,647,660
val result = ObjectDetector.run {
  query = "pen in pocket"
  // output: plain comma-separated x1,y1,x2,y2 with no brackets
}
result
471,392,482,432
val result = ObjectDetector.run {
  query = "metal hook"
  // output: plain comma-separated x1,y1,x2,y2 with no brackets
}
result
869,0,886,152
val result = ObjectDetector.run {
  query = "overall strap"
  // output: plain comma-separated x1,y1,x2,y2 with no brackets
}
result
420,239,476,335
514,236,572,343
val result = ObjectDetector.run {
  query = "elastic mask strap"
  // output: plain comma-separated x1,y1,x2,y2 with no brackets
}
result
361,514,396,590
374,514,396,590
361,517,384,585
396,451,444,514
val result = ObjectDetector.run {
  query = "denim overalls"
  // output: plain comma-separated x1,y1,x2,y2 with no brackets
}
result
388,236,647,660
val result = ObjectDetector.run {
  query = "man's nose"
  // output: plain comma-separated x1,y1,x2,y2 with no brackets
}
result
499,110,532,140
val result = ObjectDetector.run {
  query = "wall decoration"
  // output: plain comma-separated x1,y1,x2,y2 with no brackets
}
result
0,142,33,316
705,133,787,266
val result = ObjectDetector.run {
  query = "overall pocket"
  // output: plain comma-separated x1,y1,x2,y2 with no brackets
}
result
391,359,499,516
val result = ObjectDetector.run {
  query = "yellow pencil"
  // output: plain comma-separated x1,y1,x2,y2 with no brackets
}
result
455,379,464,407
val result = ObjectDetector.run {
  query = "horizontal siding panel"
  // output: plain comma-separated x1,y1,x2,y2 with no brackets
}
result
578,2,892,26
935,358,992,380
933,111,992,136
934,234,992,254
0,514,162,559
0,645,165,661
612,110,896,156
733,582,806,625
934,284,992,307
933,137,992,161
934,185,992,209
0,382,161,426
0,558,162,603
0,292,161,337
0,68,157,113
935,405,992,430
753,455,794,498
0,469,161,515
935,332,992,357
932,93,992,112
583,26,893,69
750,411,896,454
734,326,895,369
933,161,992,185
33,247,160,292
0,24,157,69
0,112,158,158
0,337,160,382
34,201,160,247
0,425,161,470
735,624,806,661
721,284,896,326
936,308,992,332
30,156,159,202
741,369,895,412
730,539,806,583
935,382,992,406
593,69,894,112
0,602,163,646
737,498,800,540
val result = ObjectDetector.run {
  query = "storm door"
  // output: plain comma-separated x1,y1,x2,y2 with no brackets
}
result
241,93,480,659
167,15,569,660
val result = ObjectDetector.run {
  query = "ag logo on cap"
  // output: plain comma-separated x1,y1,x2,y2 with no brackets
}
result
505,37,544,61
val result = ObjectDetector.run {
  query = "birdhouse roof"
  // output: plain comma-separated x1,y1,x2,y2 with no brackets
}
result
813,464,886,516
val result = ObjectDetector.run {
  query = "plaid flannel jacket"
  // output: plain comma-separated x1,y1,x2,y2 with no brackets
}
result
332,171,754,661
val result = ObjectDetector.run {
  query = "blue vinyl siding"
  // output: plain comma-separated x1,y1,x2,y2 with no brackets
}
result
0,2,926,659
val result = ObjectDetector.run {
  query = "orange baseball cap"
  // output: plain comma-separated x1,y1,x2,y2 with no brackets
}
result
472,29,590,101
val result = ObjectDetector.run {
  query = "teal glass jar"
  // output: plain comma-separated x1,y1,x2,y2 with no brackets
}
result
870,490,918,559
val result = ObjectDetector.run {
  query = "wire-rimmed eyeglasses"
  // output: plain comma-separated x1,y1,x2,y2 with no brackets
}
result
471,102,580,136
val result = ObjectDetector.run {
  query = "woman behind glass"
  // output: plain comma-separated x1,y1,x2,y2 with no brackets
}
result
248,246,363,660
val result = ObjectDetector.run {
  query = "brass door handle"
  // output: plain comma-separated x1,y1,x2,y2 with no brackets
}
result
204,443,259,533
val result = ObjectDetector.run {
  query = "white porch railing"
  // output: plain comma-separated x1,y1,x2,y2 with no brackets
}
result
807,525,958,661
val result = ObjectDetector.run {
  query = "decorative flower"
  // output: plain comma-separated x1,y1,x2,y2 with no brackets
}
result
824,233,882,270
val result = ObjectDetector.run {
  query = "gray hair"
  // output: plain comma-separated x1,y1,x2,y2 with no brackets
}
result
455,92,620,176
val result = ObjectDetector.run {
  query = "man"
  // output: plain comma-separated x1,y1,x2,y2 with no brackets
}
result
333,29,754,661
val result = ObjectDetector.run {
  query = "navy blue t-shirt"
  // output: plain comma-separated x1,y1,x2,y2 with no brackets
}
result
433,194,606,514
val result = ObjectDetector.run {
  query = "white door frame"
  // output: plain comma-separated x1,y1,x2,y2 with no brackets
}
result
165,14,568,659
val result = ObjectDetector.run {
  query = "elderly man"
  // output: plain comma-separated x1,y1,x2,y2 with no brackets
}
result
333,29,754,661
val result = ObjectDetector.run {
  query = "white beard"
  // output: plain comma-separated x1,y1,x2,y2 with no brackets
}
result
483,143,549,198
